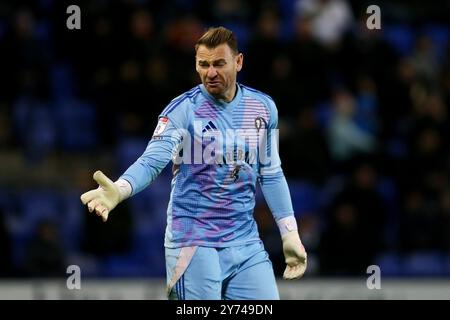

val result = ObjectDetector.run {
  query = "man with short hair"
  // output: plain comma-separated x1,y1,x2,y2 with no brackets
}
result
81,26,307,300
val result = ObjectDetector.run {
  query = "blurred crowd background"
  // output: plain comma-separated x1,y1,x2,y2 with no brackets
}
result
1,0,450,279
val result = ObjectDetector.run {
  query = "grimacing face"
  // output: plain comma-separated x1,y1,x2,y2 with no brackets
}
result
195,43,243,102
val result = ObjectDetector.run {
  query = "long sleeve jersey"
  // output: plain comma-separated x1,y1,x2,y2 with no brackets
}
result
120,83,295,248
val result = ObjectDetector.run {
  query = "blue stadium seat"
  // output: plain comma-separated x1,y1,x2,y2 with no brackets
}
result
8,189,61,268
444,254,450,276
0,188,14,213
421,24,450,62
102,254,152,278
222,22,250,51
55,99,98,151
377,177,400,247
59,191,84,252
115,138,148,172
313,101,333,130
50,64,75,101
279,0,297,40
34,20,51,44
102,227,165,277
385,137,408,159
375,252,402,276
12,98,57,162
129,190,156,219
288,181,320,217
66,253,102,278
17,189,62,230
382,24,415,57
402,252,445,276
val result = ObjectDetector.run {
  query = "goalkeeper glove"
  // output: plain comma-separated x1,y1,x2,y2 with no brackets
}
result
80,170,131,222
277,216,307,280
282,230,307,279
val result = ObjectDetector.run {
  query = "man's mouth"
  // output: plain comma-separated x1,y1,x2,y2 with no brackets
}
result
206,81,221,87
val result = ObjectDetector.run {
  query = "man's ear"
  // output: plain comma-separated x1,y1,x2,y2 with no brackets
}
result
195,58,200,73
236,53,243,72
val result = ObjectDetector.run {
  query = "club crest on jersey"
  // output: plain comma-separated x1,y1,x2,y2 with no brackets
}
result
153,117,169,136
255,116,264,132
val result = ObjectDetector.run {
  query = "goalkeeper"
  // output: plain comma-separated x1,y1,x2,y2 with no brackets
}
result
81,26,307,300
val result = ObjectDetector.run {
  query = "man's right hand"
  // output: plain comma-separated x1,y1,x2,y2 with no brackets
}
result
80,170,121,222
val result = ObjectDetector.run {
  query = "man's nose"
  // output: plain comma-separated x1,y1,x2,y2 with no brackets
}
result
207,66,217,78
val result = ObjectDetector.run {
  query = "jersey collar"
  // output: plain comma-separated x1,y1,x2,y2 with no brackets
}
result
199,83,242,110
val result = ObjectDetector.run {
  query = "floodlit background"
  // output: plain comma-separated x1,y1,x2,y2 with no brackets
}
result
1,0,450,299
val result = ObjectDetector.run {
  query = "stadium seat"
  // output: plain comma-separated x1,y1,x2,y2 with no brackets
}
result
34,20,51,44
50,64,75,101
59,191,84,252
8,189,62,268
102,254,154,278
402,251,445,276
279,0,297,40
374,252,402,276
17,189,62,231
222,22,249,51
382,24,415,57
313,101,333,130
377,177,400,247
421,24,450,62
115,138,148,172
288,181,321,217
55,99,98,151
443,254,450,276
103,227,165,277
12,98,57,162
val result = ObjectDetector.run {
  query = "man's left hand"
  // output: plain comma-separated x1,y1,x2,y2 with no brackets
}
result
282,230,307,280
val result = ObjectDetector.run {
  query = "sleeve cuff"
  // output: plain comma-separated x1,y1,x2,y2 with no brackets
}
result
276,216,298,236
115,178,132,201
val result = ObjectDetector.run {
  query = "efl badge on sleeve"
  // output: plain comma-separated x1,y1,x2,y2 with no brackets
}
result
153,117,169,136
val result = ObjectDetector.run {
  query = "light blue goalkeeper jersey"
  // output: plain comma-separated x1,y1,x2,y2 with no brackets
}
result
121,83,295,248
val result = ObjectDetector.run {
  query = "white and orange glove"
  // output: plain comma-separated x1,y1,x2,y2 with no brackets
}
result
80,170,131,222
277,216,307,279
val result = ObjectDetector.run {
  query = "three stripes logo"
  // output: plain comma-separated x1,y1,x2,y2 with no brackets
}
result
202,120,218,133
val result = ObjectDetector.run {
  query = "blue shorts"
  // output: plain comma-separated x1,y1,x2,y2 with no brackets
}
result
165,241,279,300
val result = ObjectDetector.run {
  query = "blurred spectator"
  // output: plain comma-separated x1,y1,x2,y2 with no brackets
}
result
164,15,204,92
399,189,440,252
0,207,12,277
327,88,377,163
0,7,50,102
409,35,439,86
354,75,379,135
211,0,250,24
319,160,387,275
401,92,448,192
295,0,354,48
24,220,66,277
287,13,330,107
12,98,56,164
281,106,331,184
82,200,133,257
245,7,285,95
319,202,366,275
